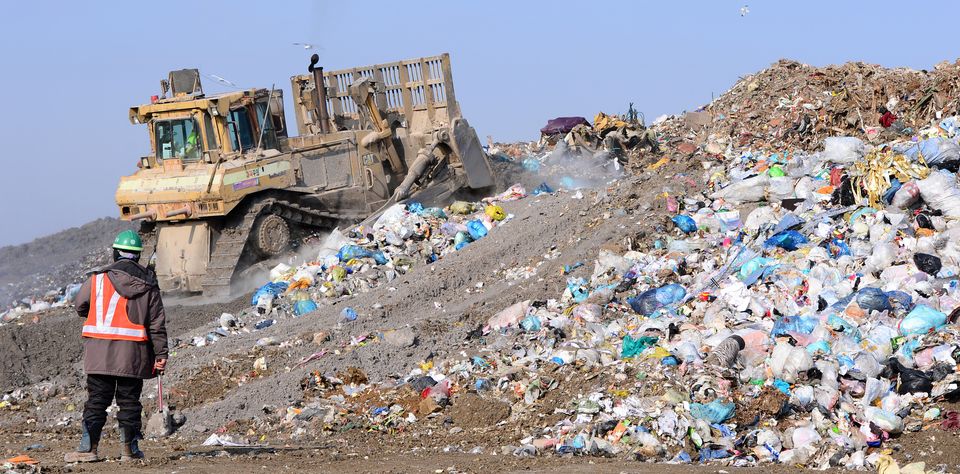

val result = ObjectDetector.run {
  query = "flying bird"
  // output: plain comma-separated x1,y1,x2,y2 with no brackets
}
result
205,74,240,88
740,4,750,16
293,42,315,50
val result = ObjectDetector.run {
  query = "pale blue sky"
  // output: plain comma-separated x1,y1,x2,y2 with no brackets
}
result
1,0,958,246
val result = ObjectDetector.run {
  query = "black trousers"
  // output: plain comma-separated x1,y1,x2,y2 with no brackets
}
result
82,374,144,438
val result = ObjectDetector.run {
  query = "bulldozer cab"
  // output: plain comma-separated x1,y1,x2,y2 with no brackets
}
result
131,75,287,167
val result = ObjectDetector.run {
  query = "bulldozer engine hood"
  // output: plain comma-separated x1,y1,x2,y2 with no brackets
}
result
116,157,294,222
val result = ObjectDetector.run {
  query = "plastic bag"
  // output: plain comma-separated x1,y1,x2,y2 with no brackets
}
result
337,245,387,265
900,137,960,165
764,230,808,251
621,335,658,358
449,201,477,215
466,220,488,240
711,174,769,204
485,204,506,221
689,400,735,423
822,136,865,164
899,304,947,336
913,252,942,275
768,176,796,200
769,341,813,383
890,359,934,394
627,284,686,316
856,287,892,312
771,315,818,337
671,215,697,233
293,299,318,316
406,201,424,214
572,304,602,323
487,300,530,330
340,307,358,322
863,407,903,433
917,170,960,218
532,182,554,195
890,180,920,209
251,282,288,306
864,242,897,274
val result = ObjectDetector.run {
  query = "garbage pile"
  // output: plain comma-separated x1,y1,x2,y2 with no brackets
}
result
653,59,960,159
207,192,532,347
413,116,960,467
489,110,659,192
273,112,960,469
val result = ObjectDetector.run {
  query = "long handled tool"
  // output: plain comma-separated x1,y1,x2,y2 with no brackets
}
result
145,373,173,437
156,374,164,414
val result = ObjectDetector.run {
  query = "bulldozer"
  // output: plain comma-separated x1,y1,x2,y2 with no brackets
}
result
117,53,494,296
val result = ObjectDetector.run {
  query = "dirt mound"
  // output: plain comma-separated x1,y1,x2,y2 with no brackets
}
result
654,58,960,155
450,393,511,427
0,217,135,306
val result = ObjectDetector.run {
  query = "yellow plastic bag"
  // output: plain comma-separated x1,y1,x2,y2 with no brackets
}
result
449,201,476,215
485,204,506,221
329,266,347,282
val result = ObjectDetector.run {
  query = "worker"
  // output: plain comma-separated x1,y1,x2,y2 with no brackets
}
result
183,128,199,159
64,230,168,463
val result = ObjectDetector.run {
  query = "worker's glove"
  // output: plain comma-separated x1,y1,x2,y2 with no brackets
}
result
153,358,167,374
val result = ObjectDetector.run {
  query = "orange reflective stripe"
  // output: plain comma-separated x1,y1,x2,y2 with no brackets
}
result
82,274,147,342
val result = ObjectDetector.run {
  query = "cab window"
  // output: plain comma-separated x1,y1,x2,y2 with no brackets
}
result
255,102,278,150
227,108,255,152
154,118,202,161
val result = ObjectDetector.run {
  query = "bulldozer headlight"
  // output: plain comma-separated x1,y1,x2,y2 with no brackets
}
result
141,157,150,169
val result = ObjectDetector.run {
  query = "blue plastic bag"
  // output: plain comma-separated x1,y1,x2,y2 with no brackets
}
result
293,299,318,316
764,230,808,251
406,201,424,214
856,287,891,312
627,284,686,316
827,314,862,342
532,182,554,195
520,315,542,332
771,315,818,336
900,304,947,336
522,158,541,172
338,245,388,265
340,307,358,322
883,178,903,204
772,213,804,235
566,278,589,303
466,220,488,240
689,400,735,423
671,215,698,233
829,238,852,258
886,291,914,313
251,282,288,305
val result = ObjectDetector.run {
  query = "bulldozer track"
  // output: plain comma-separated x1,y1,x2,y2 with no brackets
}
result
200,196,348,297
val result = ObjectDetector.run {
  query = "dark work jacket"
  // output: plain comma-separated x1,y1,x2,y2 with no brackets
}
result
74,259,168,379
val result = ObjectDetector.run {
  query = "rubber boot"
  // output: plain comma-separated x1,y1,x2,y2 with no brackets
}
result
64,423,101,463
119,426,145,462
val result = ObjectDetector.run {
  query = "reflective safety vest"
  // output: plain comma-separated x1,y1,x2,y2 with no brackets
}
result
82,273,148,342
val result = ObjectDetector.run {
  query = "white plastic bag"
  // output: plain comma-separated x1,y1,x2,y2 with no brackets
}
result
711,174,769,204
890,181,920,209
917,170,960,218
768,341,813,383
822,136,865,164
767,176,796,201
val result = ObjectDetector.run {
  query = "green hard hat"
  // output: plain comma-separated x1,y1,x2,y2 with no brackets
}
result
113,230,144,251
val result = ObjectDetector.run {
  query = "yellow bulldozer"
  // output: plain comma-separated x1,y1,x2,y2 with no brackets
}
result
117,53,494,296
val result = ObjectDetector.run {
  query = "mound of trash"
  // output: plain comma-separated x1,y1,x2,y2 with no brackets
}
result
235,96,960,469
654,58,960,158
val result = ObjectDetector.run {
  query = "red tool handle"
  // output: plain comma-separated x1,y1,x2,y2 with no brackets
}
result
157,375,164,413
